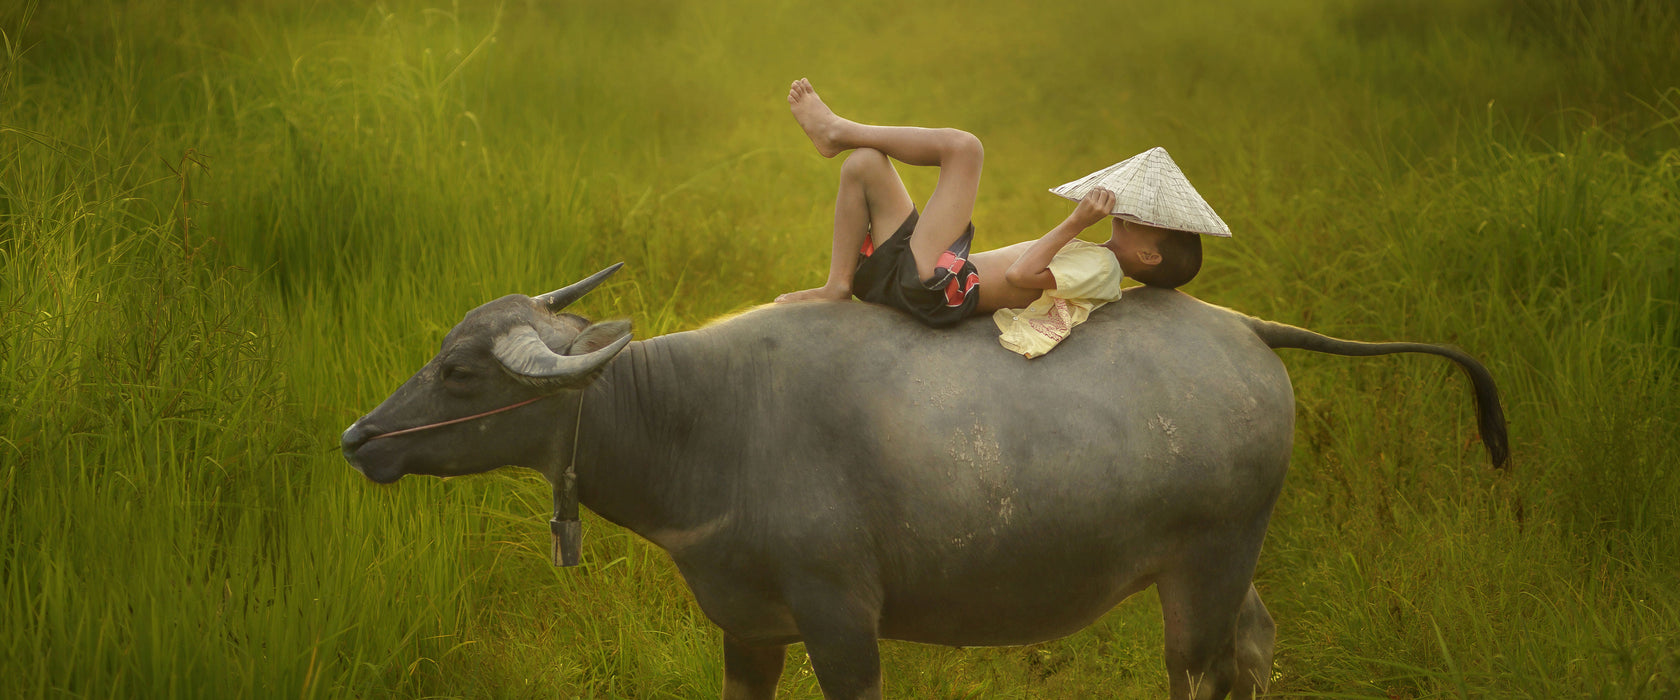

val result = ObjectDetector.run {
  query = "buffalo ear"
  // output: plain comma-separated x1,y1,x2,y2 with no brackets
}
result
568,320,632,355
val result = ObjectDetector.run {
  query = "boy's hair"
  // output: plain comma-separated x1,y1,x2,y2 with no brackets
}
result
1130,231,1203,289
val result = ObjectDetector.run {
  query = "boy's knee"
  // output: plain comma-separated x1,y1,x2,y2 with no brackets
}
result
841,147,890,178
942,129,983,164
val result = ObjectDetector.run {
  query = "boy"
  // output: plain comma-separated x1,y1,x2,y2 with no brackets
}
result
774,79,1222,356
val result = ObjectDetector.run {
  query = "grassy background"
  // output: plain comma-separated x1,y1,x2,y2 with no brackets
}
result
2,0,1677,697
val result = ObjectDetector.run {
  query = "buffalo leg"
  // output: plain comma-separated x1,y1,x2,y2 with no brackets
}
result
800,626,882,700
722,634,785,700
1231,584,1275,699
1157,540,1265,700
787,595,883,699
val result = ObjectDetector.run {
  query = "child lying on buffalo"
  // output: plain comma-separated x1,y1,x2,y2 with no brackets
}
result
772,78,1229,357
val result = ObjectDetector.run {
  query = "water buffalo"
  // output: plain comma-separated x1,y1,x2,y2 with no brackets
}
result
341,264,1506,700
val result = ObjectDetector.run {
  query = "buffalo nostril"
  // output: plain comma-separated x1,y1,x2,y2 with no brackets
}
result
341,421,375,456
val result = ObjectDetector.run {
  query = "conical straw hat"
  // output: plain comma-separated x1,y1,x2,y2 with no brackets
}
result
1049,147,1232,237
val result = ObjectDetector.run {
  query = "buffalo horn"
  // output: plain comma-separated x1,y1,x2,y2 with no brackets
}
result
492,325,631,384
534,262,625,313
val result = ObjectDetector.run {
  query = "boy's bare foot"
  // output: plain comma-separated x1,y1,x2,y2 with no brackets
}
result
788,78,849,158
775,284,850,304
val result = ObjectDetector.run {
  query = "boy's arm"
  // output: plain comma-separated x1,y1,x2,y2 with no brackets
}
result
1004,188,1115,290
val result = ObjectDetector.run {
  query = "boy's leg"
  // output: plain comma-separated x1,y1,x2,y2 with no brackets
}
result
787,78,982,283
775,148,915,303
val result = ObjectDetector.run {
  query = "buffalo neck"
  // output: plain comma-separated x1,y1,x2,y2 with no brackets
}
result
566,328,741,542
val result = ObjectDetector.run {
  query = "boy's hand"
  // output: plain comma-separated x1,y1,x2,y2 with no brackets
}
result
1072,188,1116,227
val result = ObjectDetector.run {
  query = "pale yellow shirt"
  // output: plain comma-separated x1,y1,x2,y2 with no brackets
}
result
993,239,1124,358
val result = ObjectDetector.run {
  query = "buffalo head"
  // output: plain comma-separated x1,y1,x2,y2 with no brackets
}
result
341,264,632,484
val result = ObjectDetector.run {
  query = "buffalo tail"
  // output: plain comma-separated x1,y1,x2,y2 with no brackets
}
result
1245,317,1510,469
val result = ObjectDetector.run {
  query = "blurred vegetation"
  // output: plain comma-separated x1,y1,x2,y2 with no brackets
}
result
1,0,1675,697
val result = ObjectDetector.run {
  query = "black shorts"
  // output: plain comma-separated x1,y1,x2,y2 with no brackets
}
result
851,210,982,328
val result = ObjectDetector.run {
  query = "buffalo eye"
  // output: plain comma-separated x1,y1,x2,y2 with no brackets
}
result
440,364,479,395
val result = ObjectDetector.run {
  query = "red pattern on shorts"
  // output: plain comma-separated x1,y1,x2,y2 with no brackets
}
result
937,250,978,307
858,234,978,309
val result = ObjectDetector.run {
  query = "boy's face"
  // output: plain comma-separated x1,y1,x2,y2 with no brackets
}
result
1107,218,1166,276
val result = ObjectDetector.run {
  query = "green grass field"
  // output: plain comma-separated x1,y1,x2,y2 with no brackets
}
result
2,0,1677,697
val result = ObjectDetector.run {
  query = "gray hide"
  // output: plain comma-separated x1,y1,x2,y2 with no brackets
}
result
342,274,1506,700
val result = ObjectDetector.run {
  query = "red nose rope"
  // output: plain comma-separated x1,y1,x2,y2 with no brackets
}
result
364,393,557,441
365,390,588,568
